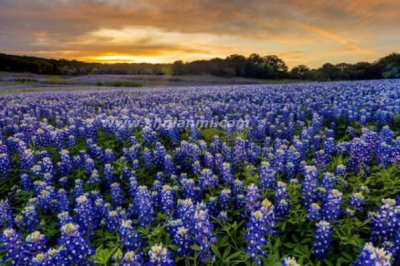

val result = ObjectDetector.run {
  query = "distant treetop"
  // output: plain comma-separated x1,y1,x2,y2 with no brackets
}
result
0,52,399,81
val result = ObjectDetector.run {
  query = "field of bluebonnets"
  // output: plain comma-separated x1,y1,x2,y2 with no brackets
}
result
0,80,399,266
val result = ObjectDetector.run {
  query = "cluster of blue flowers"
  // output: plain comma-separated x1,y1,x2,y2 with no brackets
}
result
354,242,392,266
245,199,276,265
0,80,399,264
312,220,333,260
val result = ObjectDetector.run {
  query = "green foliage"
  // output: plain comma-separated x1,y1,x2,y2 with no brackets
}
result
394,114,400,133
97,130,126,157
200,128,226,144
42,76,75,85
95,80,143,87
92,245,119,265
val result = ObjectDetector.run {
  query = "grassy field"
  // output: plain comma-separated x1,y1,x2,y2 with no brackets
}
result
0,72,310,92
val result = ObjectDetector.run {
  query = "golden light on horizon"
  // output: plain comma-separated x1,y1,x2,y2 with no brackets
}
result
83,55,147,64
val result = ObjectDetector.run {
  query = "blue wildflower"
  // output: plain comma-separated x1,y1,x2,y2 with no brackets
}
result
170,224,192,258
282,257,300,266
0,199,13,227
312,220,332,260
17,204,39,232
148,243,175,266
160,185,176,216
321,189,343,222
24,231,47,255
193,204,216,263
245,199,275,265
353,242,392,266
58,223,94,265
275,181,289,218
134,186,155,227
307,203,321,221
121,250,143,265
301,165,319,208
369,198,399,243
199,168,217,191
118,219,142,252
245,183,261,214
1,228,23,264
110,182,124,206
259,161,277,190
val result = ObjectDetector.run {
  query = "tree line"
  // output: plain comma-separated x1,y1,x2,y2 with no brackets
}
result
0,52,399,80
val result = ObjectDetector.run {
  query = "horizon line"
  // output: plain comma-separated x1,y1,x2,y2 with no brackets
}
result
1,51,397,70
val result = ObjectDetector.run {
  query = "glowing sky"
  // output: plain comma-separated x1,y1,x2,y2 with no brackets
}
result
1,0,399,67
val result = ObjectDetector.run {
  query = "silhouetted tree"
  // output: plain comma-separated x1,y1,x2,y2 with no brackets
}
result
226,54,247,76
378,53,400,78
0,52,399,81
290,65,311,80
263,55,288,79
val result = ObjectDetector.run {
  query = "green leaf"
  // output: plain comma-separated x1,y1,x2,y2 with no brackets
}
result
222,246,231,259
342,252,354,261
92,245,118,265
211,244,222,259
113,248,123,262
191,244,201,252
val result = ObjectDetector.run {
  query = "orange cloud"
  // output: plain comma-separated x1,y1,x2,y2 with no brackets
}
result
0,0,398,67
33,31,48,37
301,24,376,55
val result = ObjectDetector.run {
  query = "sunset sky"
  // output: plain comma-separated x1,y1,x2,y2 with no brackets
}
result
0,0,399,68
